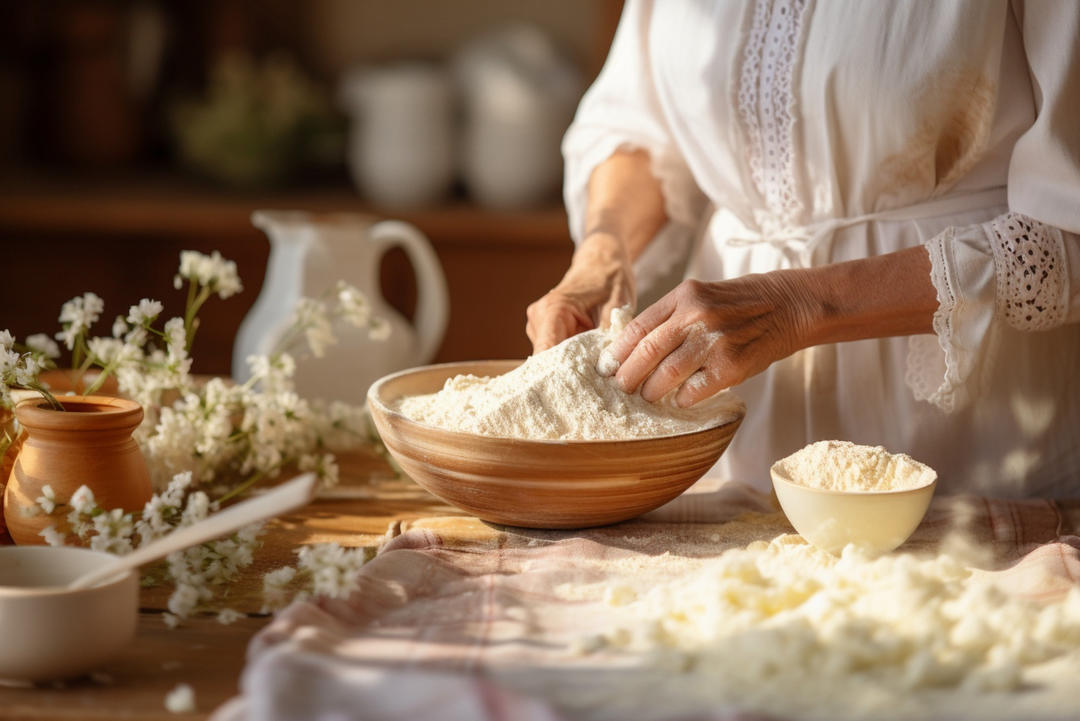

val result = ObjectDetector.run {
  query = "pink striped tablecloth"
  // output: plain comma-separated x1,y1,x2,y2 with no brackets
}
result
213,479,1080,721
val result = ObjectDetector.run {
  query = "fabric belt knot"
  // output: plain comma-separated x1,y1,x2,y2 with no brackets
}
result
723,187,1008,267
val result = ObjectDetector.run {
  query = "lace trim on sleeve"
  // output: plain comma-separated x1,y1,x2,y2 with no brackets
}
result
987,213,1068,331
905,227,970,413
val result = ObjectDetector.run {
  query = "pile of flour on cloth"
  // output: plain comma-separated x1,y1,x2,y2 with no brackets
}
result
397,308,743,440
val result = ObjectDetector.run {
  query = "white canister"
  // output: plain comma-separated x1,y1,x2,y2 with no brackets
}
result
339,64,455,208
455,25,583,209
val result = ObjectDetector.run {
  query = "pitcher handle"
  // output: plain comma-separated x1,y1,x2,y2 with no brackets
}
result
367,220,449,363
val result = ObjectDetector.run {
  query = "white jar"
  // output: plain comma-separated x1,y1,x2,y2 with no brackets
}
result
455,25,583,209
339,64,454,208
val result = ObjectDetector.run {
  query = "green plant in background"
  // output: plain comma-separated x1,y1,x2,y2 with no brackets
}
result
171,52,344,188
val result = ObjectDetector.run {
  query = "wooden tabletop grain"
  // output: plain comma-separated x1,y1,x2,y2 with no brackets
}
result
0,446,471,720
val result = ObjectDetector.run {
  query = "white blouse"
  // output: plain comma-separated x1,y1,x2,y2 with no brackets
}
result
562,0,1080,497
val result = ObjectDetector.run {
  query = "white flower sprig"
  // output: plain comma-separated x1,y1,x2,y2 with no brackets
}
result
261,542,373,613
0,329,61,411
38,472,265,624
15,249,393,624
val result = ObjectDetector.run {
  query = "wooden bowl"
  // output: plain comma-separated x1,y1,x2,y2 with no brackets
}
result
367,361,745,529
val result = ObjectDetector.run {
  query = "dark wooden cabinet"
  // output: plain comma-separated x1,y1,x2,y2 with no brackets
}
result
0,178,573,374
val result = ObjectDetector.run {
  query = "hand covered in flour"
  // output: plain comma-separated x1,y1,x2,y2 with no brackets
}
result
599,273,816,407
527,232,636,353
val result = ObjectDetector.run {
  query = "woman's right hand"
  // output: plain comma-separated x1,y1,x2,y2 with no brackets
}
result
526,232,635,353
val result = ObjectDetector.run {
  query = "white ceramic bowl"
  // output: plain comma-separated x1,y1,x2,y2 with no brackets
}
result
771,464,937,555
0,546,138,681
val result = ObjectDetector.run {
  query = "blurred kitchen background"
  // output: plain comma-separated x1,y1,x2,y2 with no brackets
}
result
0,0,623,376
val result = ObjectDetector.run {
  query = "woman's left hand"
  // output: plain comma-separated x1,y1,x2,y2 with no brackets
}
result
598,273,817,407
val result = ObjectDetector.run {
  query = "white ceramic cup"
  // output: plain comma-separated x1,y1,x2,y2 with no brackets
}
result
0,546,138,681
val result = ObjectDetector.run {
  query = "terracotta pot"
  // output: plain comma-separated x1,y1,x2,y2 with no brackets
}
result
0,406,22,541
3,396,152,546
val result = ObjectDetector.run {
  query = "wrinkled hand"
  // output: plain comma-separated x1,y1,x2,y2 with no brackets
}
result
598,274,815,407
526,234,635,353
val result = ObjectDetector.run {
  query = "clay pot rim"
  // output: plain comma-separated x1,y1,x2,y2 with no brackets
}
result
13,395,143,431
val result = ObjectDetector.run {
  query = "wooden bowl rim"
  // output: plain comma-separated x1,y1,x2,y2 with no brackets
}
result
367,360,746,447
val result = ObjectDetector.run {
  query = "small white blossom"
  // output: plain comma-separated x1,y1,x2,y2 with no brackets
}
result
180,491,210,527
127,299,164,326
123,325,149,348
291,298,334,358
177,250,242,299
39,525,67,547
70,486,97,515
26,334,60,359
14,354,41,386
261,565,299,612
35,485,57,515
113,316,129,338
295,543,369,600
264,566,297,588
56,293,104,349
90,508,135,554
216,608,243,625
166,578,203,618
0,348,15,375
164,683,196,714
299,453,339,488
336,283,371,326
87,337,140,367
0,329,13,351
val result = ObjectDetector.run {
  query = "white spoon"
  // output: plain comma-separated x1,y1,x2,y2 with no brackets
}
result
67,473,318,590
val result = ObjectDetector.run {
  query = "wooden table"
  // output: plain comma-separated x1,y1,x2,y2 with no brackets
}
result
0,447,469,720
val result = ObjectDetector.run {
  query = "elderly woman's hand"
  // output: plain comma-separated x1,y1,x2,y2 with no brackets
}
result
598,273,818,407
526,232,636,353
598,246,940,407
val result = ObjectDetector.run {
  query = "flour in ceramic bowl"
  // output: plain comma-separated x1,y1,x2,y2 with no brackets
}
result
775,440,936,492
396,308,743,441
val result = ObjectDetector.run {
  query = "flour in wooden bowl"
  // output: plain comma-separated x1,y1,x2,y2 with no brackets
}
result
396,309,743,441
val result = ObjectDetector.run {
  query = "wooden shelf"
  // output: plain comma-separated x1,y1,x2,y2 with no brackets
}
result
0,172,575,373
0,173,571,248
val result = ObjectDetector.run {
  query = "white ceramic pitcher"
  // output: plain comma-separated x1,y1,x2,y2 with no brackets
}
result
234,211,449,404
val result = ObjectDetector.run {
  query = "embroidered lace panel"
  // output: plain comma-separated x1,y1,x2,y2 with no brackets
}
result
736,0,809,235
988,213,1067,331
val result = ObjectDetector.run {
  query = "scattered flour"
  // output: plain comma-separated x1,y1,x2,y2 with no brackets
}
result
563,535,1080,720
775,440,936,492
397,308,743,440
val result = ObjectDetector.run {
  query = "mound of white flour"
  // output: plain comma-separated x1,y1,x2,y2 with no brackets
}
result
776,440,936,492
563,534,1080,720
397,309,743,440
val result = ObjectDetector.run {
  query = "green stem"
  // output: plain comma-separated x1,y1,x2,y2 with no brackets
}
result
83,361,116,395
185,286,212,350
26,382,64,411
70,333,84,376
143,324,168,341
215,469,267,506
